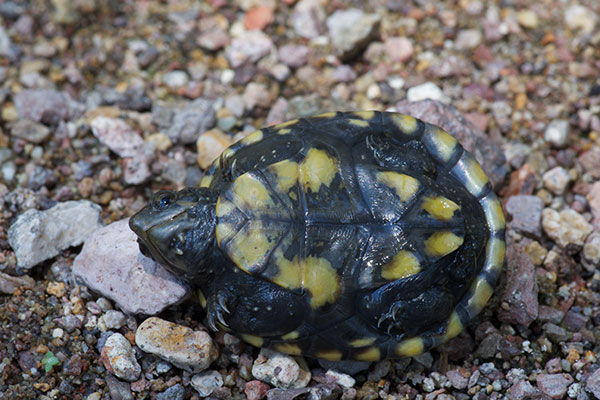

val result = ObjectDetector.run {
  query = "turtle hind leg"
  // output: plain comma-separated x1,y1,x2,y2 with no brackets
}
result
358,280,455,339
204,270,306,337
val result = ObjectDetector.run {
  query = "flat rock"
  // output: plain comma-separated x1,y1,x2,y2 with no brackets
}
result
8,200,103,269
326,9,380,60
394,99,508,189
498,245,538,327
90,117,145,158
505,195,543,238
72,219,189,315
13,89,69,125
136,317,218,373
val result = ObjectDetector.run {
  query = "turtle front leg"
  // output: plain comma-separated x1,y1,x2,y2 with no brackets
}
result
358,281,455,339
204,270,306,337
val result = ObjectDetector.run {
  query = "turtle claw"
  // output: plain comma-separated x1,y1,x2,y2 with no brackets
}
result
377,302,406,335
207,290,232,331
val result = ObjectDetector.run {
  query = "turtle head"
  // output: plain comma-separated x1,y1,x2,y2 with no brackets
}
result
129,187,218,282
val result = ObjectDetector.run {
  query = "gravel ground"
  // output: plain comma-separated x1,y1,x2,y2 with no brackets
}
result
1,0,600,399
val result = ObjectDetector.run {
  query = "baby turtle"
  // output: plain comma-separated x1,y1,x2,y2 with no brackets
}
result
130,111,505,361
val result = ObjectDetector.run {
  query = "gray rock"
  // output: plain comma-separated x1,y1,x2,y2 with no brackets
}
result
454,29,482,50
586,368,600,398
508,380,540,400
243,82,272,110
252,349,311,389
191,371,223,397
14,89,69,125
225,30,273,68
326,9,380,60
543,166,570,195
122,157,151,185
583,232,600,265
168,98,216,144
565,4,597,33
8,200,103,269
157,384,185,400
587,181,600,220
10,119,51,143
72,219,189,315
162,70,189,89
498,245,538,327
290,0,325,39
105,375,133,400
578,146,600,179
135,317,218,373
394,99,508,189
100,310,127,330
506,195,543,238
0,272,35,295
446,369,469,390
325,370,355,388
90,117,145,158
536,373,573,399
278,44,309,68
104,333,141,382
544,119,569,148
406,82,450,103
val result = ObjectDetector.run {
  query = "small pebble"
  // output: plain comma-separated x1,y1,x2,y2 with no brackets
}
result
407,82,450,103
325,370,356,388
544,119,569,148
251,349,311,389
542,208,593,248
191,370,223,397
543,167,570,195
103,333,141,382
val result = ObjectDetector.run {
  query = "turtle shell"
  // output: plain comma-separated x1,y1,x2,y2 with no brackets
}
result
197,111,505,360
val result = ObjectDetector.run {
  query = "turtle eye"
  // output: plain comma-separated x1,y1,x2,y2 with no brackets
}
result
152,191,176,210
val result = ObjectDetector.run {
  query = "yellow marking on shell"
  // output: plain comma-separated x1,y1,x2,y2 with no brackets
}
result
274,342,302,355
215,197,236,218
481,196,505,232
349,118,369,127
215,222,236,246
274,119,299,129
376,172,420,202
281,330,300,340
421,196,460,221
349,337,376,348
200,173,214,188
240,334,264,348
232,173,275,211
240,130,264,146
277,128,291,135
469,279,494,311
221,148,236,161
316,349,343,361
300,148,338,192
459,156,490,196
485,238,506,273
355,347,381,361
428,126,457,162
315,112,337,118
390,114,418,134
353,111,375,120
425,231,464,258
443,311,463,340
381,251,421,280
305,257,341,309
396,337,425,358
228,222,273,272
272,253,302,290
197,289,207,309
269,160,299,193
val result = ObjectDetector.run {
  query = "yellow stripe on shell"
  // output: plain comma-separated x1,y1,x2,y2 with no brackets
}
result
274,119,299,129
376,172,420,202
381,251,421,280
468,278,494,312
271,252,302,290
269,160,299,193
353,110,376,120
315,349,343,361
200,173,214,188
421,196,460,221
452,154,490,197
215,222,236,247
442,311,463,340
396,337,425,358
215,197,236,218
315,112,337,118
281,330,300,340
425,231,464,258
240,334,264,347
426,126,457,163
304,257,341,309
390,114,418,134
355,347,381,361
484,237,506,274
240,130,264,146
348,337,376,348
274,342,303,355
349,118,369,127
481,195,506,232
300,148,338,192
277,128,291,135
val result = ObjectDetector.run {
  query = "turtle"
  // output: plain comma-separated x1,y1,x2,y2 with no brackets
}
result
129,111,505,361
